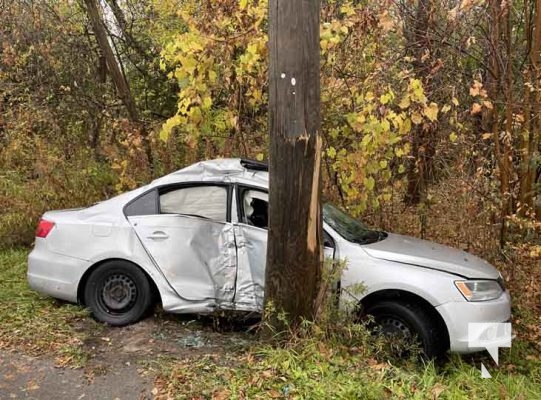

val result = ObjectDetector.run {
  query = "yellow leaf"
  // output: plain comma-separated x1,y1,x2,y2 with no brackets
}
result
202,96,212,109
423,102,439,122
452,97,459,106
398,96,410,110
449,132,458,142
256,153,264,161
379,160,388,169
380,93,392,105
239,0,248,10
411,112,423,125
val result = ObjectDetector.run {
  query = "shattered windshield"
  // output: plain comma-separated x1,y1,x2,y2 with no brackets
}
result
323,203,386,245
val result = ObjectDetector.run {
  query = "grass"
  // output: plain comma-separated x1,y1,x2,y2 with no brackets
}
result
1,248,539,399
151,331,540,399
0,248,102,367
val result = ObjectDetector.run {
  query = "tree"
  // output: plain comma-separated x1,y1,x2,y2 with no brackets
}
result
263,0,323,333
403,0,437,206
83,0,153,166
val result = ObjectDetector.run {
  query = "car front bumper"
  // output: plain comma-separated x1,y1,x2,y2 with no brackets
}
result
436,290,512,353
27,239,90,303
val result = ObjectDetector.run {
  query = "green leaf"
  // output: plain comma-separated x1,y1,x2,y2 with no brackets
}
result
364,176,375,191
327,146,337,159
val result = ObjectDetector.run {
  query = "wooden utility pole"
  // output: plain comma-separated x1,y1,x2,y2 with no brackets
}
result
264,0,323,333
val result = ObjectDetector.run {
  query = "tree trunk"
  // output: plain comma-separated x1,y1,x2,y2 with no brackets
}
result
83,0,139,122
89,54,107,152
521,0,541,219
404,0,436,206
264,0,323,334
533,1,541,219
104,0,153,64
83,0,153,167
501,0,513,245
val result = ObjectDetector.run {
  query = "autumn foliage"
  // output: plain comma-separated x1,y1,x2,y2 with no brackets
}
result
1,0,539,255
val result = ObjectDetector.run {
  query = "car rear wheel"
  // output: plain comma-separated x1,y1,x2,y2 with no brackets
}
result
84,261,153,326
365,300,446,359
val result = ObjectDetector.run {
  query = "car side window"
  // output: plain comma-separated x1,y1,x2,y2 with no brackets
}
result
125,189,158,216
242,189,268,229
160,185,227,221
240,189,336,248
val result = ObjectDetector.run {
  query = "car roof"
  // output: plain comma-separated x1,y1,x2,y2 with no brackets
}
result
149,158,269,188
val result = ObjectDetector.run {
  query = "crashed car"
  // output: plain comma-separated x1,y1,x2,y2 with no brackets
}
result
28,158,511,357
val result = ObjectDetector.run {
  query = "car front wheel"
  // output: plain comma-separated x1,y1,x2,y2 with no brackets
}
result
84,261,153,326
365,300,446,359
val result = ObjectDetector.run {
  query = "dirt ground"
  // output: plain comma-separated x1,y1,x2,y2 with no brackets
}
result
0,315,255,400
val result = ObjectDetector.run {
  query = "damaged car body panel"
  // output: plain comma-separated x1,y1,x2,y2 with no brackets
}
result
129,214,237,304
28,158,511,357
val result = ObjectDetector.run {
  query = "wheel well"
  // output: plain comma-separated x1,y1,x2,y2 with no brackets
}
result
77,259,162,307
360,289,450,350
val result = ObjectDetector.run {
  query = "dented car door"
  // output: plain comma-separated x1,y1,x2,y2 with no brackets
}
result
234,187,335,311
128,184,237,304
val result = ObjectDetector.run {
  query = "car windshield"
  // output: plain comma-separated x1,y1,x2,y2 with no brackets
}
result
323,203,386,245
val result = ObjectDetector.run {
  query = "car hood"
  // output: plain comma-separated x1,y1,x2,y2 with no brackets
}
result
361,233,500,279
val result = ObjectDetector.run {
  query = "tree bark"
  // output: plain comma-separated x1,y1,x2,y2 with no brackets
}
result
521,0,541,219
83,0,139,122
104,0,154,64
83,0,153,168
533,1,541,218
264,0,323,334
404,0,437,206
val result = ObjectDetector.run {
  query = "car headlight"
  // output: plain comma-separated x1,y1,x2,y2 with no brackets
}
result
455,280,503,302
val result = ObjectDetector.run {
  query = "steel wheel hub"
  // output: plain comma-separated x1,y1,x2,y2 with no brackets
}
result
379,317,412,337
102,274,136,311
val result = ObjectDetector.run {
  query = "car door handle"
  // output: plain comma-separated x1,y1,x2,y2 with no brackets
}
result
147,231,169,240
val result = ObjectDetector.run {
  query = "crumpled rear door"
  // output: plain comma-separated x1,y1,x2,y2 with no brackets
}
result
129,214,237,303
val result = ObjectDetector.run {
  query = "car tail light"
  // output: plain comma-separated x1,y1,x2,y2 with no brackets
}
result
36,219,55,238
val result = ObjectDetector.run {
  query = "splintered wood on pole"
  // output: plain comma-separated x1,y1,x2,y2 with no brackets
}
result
264,0,323,333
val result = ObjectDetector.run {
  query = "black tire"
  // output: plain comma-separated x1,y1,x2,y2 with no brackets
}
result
365,300,446,359
84,260,153,326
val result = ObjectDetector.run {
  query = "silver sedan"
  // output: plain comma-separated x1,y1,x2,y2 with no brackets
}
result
28,158,511,358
